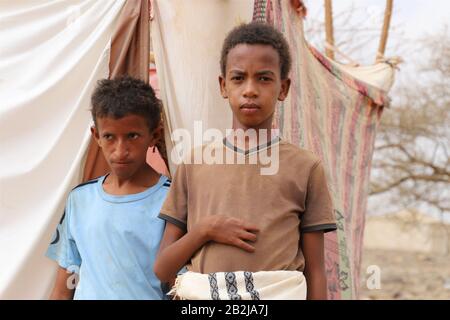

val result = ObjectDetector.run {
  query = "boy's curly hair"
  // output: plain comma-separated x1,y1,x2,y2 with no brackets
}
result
91,76,161,131
220,22,292,80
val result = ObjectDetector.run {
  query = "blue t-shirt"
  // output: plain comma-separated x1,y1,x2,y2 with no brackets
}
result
46,174,171,300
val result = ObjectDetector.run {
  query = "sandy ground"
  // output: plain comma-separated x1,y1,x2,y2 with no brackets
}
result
359,248,450,300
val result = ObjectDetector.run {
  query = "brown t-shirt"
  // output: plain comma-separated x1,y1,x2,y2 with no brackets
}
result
159,138,336,273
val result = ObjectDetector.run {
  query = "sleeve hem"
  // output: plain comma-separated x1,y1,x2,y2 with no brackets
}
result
45,252,80,270
301,223,337,233
159,213,187,231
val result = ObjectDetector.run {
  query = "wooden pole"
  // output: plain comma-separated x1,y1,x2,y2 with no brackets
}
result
324,0,335,60
376,0,394,62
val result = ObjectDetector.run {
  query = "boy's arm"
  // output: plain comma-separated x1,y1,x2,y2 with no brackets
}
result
301,231,327,300
154,222,197,284
49,267,76,300
154,216,259,283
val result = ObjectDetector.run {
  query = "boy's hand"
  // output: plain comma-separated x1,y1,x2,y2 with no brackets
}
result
200,216,259,252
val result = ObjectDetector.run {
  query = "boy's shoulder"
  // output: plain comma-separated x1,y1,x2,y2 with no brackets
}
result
68,176,101,199
72,176,100,191
279,140,321,168
61,177,102,213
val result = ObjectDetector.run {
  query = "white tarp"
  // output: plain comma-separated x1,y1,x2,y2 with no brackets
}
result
329,59,397,92
151,0,254,173
0,0,125,299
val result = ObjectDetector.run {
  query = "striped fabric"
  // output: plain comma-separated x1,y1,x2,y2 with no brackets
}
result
252,0,273,24
253,0,389,299
169,270,307,300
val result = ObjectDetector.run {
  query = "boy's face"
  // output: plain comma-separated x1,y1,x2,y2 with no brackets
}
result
91,114,160,179
219,44,290,131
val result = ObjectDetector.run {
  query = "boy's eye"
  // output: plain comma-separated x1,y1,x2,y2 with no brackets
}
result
103,134,113,140
231,76,244,81
128,133,140,139
259,76,272,82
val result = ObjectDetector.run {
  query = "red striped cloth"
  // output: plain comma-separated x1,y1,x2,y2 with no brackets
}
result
253,0,390,299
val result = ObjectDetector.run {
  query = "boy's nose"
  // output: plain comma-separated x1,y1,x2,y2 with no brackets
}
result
243,80,258,98
114,140,130,159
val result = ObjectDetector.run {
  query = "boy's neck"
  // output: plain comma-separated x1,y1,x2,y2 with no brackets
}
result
103,164,160,196
229,126,279,151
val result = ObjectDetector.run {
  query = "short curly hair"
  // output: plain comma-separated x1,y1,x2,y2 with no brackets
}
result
220,22,292,79
91,76,161,131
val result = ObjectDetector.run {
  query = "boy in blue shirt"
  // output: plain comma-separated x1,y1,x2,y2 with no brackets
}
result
46,76,170,299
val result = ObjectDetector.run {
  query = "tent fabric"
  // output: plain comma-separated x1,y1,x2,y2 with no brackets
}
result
327,57,397,93
310,45,394,104
151,0,254,174
82,0,150,182
152,0,394,299
0,0,395,300
0,0,126,299
266,0,392,298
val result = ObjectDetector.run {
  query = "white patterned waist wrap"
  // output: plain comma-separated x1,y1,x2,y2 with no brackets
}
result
169,270,307,300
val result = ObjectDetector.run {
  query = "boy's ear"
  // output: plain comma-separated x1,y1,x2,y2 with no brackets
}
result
90,126,101,146
150,121,163,146
219,75,228,98
278,78,291,101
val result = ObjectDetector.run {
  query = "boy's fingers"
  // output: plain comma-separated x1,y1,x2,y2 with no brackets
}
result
243,223,259,232
239,231,257,242
233,239,255,252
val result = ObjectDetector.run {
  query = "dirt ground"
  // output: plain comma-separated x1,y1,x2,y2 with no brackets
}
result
359,248,450,300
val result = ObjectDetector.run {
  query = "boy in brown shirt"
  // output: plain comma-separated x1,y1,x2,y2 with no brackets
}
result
154,22,336,300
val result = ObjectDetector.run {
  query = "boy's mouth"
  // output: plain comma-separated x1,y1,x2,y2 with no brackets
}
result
240,103,260,114
113,161,132,166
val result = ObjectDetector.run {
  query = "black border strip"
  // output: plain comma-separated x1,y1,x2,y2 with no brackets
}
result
158,213,187,231
301,223,337,233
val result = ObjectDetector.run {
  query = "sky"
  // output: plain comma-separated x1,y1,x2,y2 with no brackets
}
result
301,0,450,99
305,0,450,39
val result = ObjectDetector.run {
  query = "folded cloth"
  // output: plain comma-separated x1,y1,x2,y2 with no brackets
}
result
169,270,307,300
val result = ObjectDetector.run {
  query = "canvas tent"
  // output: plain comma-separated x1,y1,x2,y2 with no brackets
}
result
151,0,396,299
0,0,396,299
0,0,150,299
